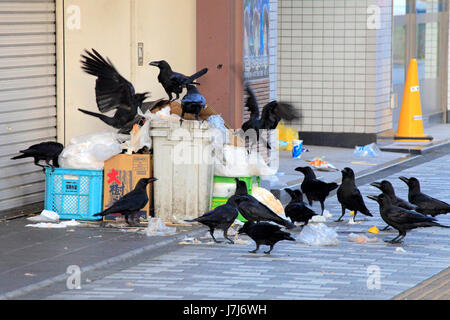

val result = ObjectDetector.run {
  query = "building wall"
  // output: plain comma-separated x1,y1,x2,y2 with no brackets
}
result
277,0,393,146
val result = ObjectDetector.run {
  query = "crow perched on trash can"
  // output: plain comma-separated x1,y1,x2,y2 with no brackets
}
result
367,193,450,244
399,176,450,217
11,141,64,172
78,49,150,133
180,84,206,125
149,60,208,101
241,84,300,150
94,177,157,226
185,199,239,244
336,167,373,222
284,188,318,226
295,166,338,216
238,221,295,254
230,179,296,229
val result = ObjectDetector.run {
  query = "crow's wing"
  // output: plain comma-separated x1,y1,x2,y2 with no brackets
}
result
414,193,450,211
104,190,148,214
261,101,300,130
387,207,436,225
25,142,63,157
196,204,238,224
81,49,136,113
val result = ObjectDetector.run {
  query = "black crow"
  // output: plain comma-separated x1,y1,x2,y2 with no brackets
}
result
185,199,239,244
295,166,338,215
367,193,450,244
149,60,208,101
180,84,206,124
94,177,157,226
284,188,318,225
238,221,295,254
336,167,372,222
78,49,149,133
242,84,300,150
371,180,417,231
229,179,296,229
399,176,450,217
11,141,64,171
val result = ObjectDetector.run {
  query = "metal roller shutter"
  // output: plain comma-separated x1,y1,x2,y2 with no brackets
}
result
0,0,57,211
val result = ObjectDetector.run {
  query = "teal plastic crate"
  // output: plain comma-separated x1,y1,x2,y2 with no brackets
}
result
211,176,261,222
44,168,104,221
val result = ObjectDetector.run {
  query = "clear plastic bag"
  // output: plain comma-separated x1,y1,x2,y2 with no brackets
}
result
297,223,339,246
353,143,381,158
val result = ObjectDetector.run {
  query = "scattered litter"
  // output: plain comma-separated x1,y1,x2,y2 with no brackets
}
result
145,218,177,236
351,161,377,166
233,238,251,245
368,226,379,234
178,236,201,245
311,215,327,223
201,228,237,240
125,282,134,287
308,157,338,172
297,223,339,246
323,210,332,219
24,273,35,277
347,217,362,225
27,210,59,222
353,143,381,158
25,220,81,229
348,233,378,244
395,247,407,253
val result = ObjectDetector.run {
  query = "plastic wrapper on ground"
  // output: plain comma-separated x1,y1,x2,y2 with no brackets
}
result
348,233,378,244
145,218,177,237
297,223,339,246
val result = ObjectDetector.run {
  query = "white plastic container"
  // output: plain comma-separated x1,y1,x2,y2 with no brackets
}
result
149,120,215,223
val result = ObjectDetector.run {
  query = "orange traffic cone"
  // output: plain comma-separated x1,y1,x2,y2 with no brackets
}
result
394,59,433,142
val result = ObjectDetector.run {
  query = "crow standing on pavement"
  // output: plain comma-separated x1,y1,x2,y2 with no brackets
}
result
295,166,338,215
284,188,318,226
242,84,300,150
367,193,450,244
399,176,450,217
230,179,296,229
11,142,64,171
180,84,206,124
238,221,296,254
336,167,373,222
371,180,417,231
185,199,239,244
94,178,157,226
78,49,150,133
149,60,208,101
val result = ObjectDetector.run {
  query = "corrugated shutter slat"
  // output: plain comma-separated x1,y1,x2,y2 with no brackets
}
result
0,0,56,211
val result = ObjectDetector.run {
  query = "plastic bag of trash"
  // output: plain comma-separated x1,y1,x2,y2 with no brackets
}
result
122,122,152,155
353,143,381,158
248,149,278,176
145,218,177,237
214,145,251,177
208,115,228,147
59,131,122,170
297,223,339,246
276,121,298,151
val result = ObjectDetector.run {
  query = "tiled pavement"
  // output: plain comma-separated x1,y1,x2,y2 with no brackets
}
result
44,155,450,300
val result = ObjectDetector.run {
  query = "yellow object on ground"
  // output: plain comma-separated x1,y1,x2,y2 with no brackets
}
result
349,211,355,216
394,59,433,142
368,226,379,234
277,121,299,151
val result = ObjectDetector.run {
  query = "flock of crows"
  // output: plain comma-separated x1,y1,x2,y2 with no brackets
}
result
189,166,450,254
9,49,449,254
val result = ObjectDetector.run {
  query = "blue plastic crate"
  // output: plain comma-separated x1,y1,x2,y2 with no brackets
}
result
44,168,104,221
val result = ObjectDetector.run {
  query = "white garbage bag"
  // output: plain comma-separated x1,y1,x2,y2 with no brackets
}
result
297,223,339,246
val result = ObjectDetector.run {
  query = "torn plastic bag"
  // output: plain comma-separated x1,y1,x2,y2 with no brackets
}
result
297,223,339,246
59,131,122,170
146,218,177,236
122,122,152,155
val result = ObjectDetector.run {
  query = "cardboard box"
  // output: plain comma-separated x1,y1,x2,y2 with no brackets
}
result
102,153,152,222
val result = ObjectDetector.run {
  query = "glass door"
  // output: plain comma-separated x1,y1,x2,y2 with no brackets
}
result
392,0,448,128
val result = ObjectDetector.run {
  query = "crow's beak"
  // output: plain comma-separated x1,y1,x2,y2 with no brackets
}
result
294,167,303,172
149,61,159,67
148,177,158,182
367,195,379,202
370,182,382,189
399,176,409,184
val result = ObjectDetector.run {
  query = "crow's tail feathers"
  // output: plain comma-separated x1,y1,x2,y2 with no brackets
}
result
11,153,27,160
186,68,208,84
78,108,117,127
283,219,297,230
327,182,339,192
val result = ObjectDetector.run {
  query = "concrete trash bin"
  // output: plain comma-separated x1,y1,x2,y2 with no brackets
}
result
149,119,215,223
